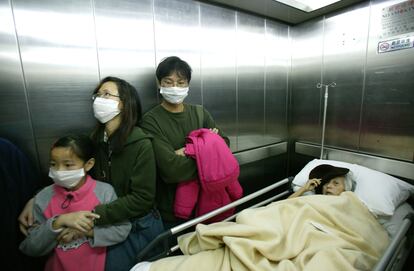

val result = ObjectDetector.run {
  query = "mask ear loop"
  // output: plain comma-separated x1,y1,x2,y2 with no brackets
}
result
61,194,74,209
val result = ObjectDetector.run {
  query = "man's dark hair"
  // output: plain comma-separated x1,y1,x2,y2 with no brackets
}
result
156,56,192,83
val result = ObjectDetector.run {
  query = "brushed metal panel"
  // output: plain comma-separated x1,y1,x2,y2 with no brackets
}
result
239,155,289,196
0,0,38,165
264,20,289,145
234,142,287,165
360,0,414,161
290,19,325,144
295,142,414,180
236,12,265,151
322,3,370,149
94,0,158,112
12,0,99,172
199,3,237,151
153,0,202,105
263,154,289,188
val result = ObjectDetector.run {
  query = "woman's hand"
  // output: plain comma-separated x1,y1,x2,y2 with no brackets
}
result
52,211,100,233
18,198,35,236
209,128,219,134
303,178,321,192
288,178,322,199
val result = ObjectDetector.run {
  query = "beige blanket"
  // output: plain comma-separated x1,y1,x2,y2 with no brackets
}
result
150,192,389,271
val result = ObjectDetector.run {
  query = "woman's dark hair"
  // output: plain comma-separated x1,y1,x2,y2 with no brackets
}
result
91,76,142,152
51,135,95,162
156,56,192,83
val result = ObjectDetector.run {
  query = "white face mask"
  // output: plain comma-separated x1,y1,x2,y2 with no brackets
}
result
93,97,121,123
49,168,85,189
160,86,189,104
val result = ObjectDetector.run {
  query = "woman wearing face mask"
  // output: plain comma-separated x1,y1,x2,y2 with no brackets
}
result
141,56,230,230
19,77,163,271
89,76,164,271
19,135,131,271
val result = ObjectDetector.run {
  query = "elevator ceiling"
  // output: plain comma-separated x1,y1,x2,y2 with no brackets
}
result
200,0,366,24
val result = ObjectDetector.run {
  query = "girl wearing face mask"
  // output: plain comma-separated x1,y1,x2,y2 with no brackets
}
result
141,56,230,230
19,135,131,271
19,77,163,271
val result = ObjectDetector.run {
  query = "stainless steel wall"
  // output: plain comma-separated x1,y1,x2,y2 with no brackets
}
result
2,0,411,176
362,0,414,160
11,0,99,172
0,0,289,173
0,0,38,165
290,0,414,162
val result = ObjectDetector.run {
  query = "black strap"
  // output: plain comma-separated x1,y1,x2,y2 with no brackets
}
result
195,105,204,127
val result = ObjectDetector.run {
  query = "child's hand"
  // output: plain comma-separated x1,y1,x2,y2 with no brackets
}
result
57,228,84,244
53,211,100,233
57,227,94,244
18,198,35,236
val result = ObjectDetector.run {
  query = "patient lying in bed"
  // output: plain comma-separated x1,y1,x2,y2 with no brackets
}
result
288,164,353,198
131,191,389,271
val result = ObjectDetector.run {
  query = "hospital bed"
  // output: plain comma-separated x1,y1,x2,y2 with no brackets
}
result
136,142,414,271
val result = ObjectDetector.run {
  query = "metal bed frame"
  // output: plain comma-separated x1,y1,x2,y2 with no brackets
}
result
136,143,414,270
374,213,413,271
296,141,414,271
136,178,291,262
136,179,413,270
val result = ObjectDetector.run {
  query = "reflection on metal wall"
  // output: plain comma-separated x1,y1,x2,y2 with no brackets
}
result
290,0,414,162
199,3,238,151
361,0,414,160
322,3,370,149
264,20,289,146
94,0,158,112
237,13,265,151
0,0,38,165
0,0,289,172
11,0,99,171
290,19,324,143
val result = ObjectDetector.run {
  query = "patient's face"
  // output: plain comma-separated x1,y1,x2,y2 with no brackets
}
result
322,176,346,195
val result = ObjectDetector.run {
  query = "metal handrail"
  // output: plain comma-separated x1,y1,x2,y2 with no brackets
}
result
166,190,291,255
136,178,290,262
373,214,413,271
171,178,289,234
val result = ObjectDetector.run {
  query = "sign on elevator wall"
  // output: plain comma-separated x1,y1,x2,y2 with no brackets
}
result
380,0,414,38
378,36,414,53
378,0,414,53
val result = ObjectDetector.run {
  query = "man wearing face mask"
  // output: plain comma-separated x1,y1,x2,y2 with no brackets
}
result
141,56,230,230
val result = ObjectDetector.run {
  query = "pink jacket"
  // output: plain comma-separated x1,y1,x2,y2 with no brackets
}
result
174,128,243,223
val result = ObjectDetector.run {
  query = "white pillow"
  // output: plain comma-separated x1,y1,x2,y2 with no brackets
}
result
292,159,414,216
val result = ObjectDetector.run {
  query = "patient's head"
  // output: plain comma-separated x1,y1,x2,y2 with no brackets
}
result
309,164,352,195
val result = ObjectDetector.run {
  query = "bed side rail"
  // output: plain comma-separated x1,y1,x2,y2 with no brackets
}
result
136,178,290,262
373,213,414,271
